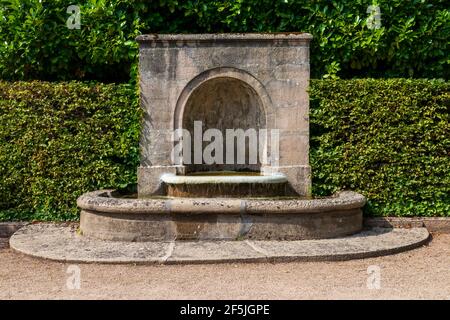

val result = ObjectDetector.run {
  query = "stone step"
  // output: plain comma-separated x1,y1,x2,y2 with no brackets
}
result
9,223,430,264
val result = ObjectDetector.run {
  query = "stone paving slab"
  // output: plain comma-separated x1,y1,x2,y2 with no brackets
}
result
10,224,172,264
252,228,429,261
168,240,265,263
364,217,450,233
9,223,430,264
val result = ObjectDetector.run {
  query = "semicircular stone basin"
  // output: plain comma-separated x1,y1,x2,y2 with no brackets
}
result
78,188,366,241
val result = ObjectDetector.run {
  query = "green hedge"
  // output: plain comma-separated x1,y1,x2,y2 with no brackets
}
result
0,79,449,220
310,79,450,216
1,0,448,81
0,81,140,220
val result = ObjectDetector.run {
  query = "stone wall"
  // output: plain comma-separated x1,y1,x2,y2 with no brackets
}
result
137,33,312,196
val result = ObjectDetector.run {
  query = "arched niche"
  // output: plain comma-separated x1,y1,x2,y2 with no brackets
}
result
174,68,272,173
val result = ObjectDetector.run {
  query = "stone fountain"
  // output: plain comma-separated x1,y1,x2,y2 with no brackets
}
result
77,33,366,241
9,34,429,263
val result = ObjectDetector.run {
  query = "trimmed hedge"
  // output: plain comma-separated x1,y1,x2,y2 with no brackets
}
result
0,0,448,81
0,79,449,220
0,81,140,220
310,79,450,216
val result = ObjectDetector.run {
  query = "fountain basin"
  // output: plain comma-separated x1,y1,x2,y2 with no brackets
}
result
161,172,290,198
77,190,365,241
161,172,287,184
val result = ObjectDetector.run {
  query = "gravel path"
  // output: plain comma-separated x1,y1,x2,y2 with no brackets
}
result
0,234,449,300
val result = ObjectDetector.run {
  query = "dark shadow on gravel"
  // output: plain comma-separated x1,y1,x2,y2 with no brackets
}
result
0,238,9,249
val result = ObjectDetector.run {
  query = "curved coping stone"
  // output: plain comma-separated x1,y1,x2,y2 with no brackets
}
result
77,190,366,215
10,224,430,264
136,33,313,43
160,173,288,185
